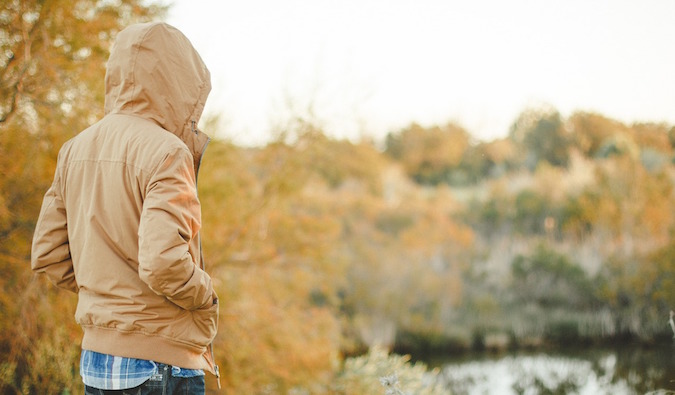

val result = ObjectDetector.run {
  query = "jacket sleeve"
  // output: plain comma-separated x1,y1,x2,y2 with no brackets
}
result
31,173,78,293
138,146,215,311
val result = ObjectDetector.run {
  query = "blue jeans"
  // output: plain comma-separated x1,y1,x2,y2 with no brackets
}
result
84,364,205,395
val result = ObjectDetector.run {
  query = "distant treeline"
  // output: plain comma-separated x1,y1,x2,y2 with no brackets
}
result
381,107,675,353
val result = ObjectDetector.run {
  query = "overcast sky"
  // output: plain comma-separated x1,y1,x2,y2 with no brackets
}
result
166,0,675,146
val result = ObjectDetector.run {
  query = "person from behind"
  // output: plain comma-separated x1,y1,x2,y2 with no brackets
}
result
31,22,220,394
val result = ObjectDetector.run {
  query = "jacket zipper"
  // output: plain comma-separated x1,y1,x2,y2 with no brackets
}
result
211,342,221,389
193,126,220,389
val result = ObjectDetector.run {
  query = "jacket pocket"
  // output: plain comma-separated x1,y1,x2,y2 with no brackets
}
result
191,299,218,345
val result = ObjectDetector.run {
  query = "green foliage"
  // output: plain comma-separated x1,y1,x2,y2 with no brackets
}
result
334,347,447,395
375,211,415,236
451,140,518,184
513,189,552,235
596,134,640,159
646,241,675,307
509,106,570,169
559,193,594,240
594,241,675,338
511,244,595,309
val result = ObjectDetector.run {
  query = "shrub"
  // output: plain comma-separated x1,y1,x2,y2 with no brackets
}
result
333,347,448,395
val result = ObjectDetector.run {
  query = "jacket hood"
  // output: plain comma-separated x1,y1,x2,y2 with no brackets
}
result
104,22,211,171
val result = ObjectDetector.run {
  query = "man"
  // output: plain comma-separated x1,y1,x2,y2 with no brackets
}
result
31,22,219,394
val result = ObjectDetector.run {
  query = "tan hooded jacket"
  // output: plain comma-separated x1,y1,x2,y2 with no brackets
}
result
31,22,218,374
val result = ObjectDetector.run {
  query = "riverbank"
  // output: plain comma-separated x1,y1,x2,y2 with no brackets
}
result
392,317,675,361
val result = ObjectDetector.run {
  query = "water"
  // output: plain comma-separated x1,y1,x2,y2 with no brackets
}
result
426,344,675,395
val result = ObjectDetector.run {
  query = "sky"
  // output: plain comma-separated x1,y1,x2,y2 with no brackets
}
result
166,0,675,146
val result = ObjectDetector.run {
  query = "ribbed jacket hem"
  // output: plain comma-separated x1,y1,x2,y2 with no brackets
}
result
81,325,214,374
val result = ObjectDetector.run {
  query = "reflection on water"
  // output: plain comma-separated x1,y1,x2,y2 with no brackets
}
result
431,345,675,395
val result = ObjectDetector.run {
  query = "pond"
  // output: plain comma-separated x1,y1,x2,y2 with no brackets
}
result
424,343,675,394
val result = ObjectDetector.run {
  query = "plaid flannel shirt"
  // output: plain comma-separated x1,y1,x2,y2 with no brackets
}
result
80,350,204,390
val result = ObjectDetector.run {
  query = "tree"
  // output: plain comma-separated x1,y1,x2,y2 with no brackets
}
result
455,138,519,183
595,241,675,338
631,122,672,154
199,137,347,393
567,112,627,158
512,189,551,235
511,244,594,309
509,106,570,169
642,241,675,315
385,122,471,185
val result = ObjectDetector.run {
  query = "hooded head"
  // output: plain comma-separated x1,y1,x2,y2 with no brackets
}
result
104,22,211,171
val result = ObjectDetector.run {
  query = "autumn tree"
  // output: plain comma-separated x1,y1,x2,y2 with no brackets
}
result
385,122,471,185
454,137,520,183
336,166,473,352
567,112,627,158
0,1,165,393
509,106,570,169
198,132,352,392
598,239,675,337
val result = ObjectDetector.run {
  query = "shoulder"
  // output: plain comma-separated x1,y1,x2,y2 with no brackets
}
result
107,114,187,150
103,113,192,158
61,114,192,177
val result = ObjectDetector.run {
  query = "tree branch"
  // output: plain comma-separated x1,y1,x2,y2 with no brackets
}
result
0,5,41,124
